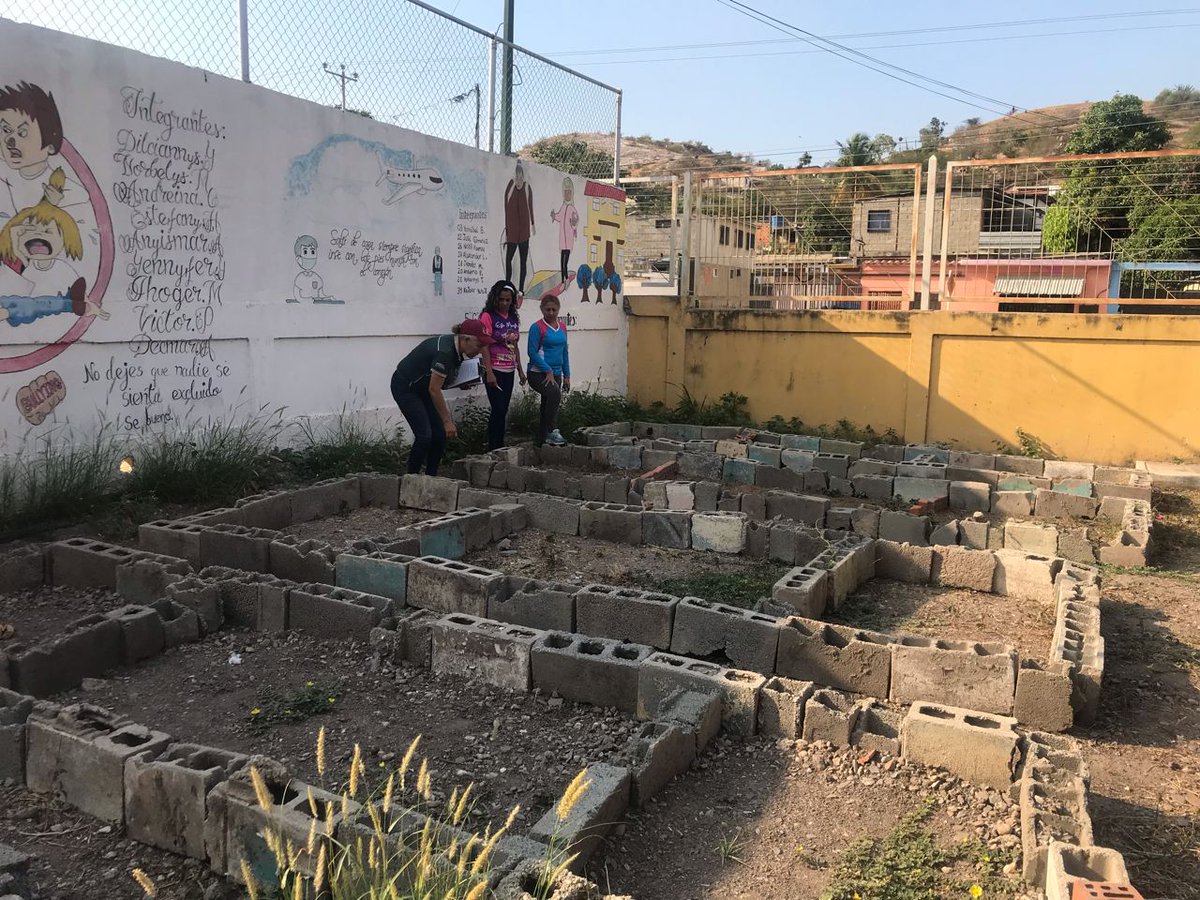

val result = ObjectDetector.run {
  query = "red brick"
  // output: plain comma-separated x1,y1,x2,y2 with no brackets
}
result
1072,882,1143,900
641,461,679,481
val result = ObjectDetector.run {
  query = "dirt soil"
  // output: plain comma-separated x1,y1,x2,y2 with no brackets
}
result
280,506,438,550
828,580,1059,663
0,587,130,650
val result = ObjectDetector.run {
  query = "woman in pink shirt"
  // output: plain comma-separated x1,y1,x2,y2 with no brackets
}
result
480,279,527,450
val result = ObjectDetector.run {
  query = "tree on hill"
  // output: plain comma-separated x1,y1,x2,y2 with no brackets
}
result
918,117,946,150
527,138,615,178
1043,94,1199,261
833,133,895,167
1154,84,1200,110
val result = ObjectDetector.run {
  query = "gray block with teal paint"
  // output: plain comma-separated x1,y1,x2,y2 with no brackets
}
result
335,551,414,605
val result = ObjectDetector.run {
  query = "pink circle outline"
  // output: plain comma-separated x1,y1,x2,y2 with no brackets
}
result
0,138,114,374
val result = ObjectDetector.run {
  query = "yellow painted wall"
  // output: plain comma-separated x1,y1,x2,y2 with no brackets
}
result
626,298,1200,463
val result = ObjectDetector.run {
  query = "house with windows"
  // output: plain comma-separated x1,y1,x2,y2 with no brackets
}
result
582,180,628,292
849,187,1111,309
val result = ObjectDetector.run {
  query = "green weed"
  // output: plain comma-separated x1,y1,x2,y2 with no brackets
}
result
649,563,788,609
247,679,342,734
716,829,748,866
994,428,1054,459
288,406,409,480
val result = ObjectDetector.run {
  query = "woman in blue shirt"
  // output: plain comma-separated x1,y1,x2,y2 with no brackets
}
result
526,295,570,447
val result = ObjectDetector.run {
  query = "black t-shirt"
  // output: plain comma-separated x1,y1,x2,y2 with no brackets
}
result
393,334,461,393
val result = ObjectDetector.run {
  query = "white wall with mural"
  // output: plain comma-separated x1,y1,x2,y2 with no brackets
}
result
0,20,628,456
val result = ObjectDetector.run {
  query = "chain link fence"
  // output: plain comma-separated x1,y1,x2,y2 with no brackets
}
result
1,0,621,180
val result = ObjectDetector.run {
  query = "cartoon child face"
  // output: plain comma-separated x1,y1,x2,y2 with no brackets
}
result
9,214,64,269
0,109,49,175
294,236,319,272
562,178,573,202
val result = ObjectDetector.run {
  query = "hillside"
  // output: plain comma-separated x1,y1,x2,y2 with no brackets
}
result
524,94,1200,177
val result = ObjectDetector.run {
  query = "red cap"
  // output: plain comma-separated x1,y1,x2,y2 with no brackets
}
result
457,318,487,338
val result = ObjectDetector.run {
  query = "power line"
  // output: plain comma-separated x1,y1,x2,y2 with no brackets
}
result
547,9,1200,58
714,0,1073,126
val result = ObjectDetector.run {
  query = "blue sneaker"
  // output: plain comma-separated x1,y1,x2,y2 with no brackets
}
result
546,429,567,446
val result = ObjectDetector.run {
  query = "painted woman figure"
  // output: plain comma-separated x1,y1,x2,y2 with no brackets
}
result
549,176,578,284
432,246,443,297
502,161,534,295
0,167,107,327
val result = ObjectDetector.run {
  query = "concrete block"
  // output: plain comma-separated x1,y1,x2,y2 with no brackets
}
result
959,517,989,550
893,477,949,504
808,546,860,610
531,632,651,713
765,491,829,527
9,613,123,697
998,475,1052,493
819,438,863,459
948,466,1000,486
235,491,293,531
771,566,829,617
490,578,576,632
869,444,906,463
644,481,668,508
992,490,1035,517
851,702,903,757
758,676,815,738
739,492,767,521
412,514,466,559
703,426,742,441
748,444,781,467
1044,842,1130,900
691,512,748,554
576,584,678,649
850,506,881,538
745,520,771,560
490,503,527,541
579,502,644,544
900,703,1020,790
849,459,897,478
290,477,360,522
136,523,205,567
0,545,44,593
642,448,681,471
829,475,853,496
107,605,166,665
399,473,459,512
580,473,607,502
0,688,34,783
825,507,855,532
1014,661,1073,733
949,481,992,513
879,511,929,546
606,444,644,470
166,577,223,635
714,439,747,458
809,452,847,479
26,705,170,822
777,617,892,698
669,598,781,673
802,689,860,745
335,551,412,604
803,469,830,492
1051,601,1104,726
678,452,724,482
1057,528,1096,564
457,487,508,509
1044,460,1095,481
781,448,815,473
356,472,400,508
781,434,821,451
930,520,959,546
114,557,189,606
689,481,719,513
406,556,507,618
267,537,336,585
637,652,765,736
1050,477,1094,497
684,440,717,454
1035,489,1099,520
125,743,249,858
890,636,1017,715
430,614,541,692
722,457,758,485
875,540,934,583
1004,521,1060,556
897,461,949,481
903,445,949,463
931,546,997,592
289,582,388,638
643,509,692,549
851,474,894,501
518,493,582,535
48,539,143,589
603,476,633,504
197,524,276,573
529,764,630,868
995,454,1045,476
617,722,696,807
950,451,996,470
993,550,1061,602
151,598,203,646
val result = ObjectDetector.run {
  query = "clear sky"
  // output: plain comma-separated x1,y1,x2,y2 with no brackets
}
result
449,0,1200,164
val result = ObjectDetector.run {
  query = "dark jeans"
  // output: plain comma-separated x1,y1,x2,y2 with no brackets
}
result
484,368,515,451
505,240,530,293
391,371,446,475
527,370,561,445
559,248,571,283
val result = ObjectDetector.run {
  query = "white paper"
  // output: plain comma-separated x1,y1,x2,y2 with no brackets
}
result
445,356,481,388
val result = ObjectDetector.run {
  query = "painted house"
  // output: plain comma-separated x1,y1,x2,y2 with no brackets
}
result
581,180,627,301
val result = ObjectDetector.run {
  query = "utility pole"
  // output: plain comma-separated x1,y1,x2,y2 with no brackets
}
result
323,62,359,111
499,0,515,155
450,84,482,149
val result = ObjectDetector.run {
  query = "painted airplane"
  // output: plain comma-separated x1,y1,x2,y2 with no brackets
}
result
376,156,445,205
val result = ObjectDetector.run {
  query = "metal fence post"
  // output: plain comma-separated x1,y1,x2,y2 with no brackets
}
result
486,36,497,154
238,0,250,82
680,170,693,300
613,91,622,185
669,175,679,291
920,154,938,310
937,159,954,303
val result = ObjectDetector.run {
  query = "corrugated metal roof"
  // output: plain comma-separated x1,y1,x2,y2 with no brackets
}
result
993,275,1085,297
